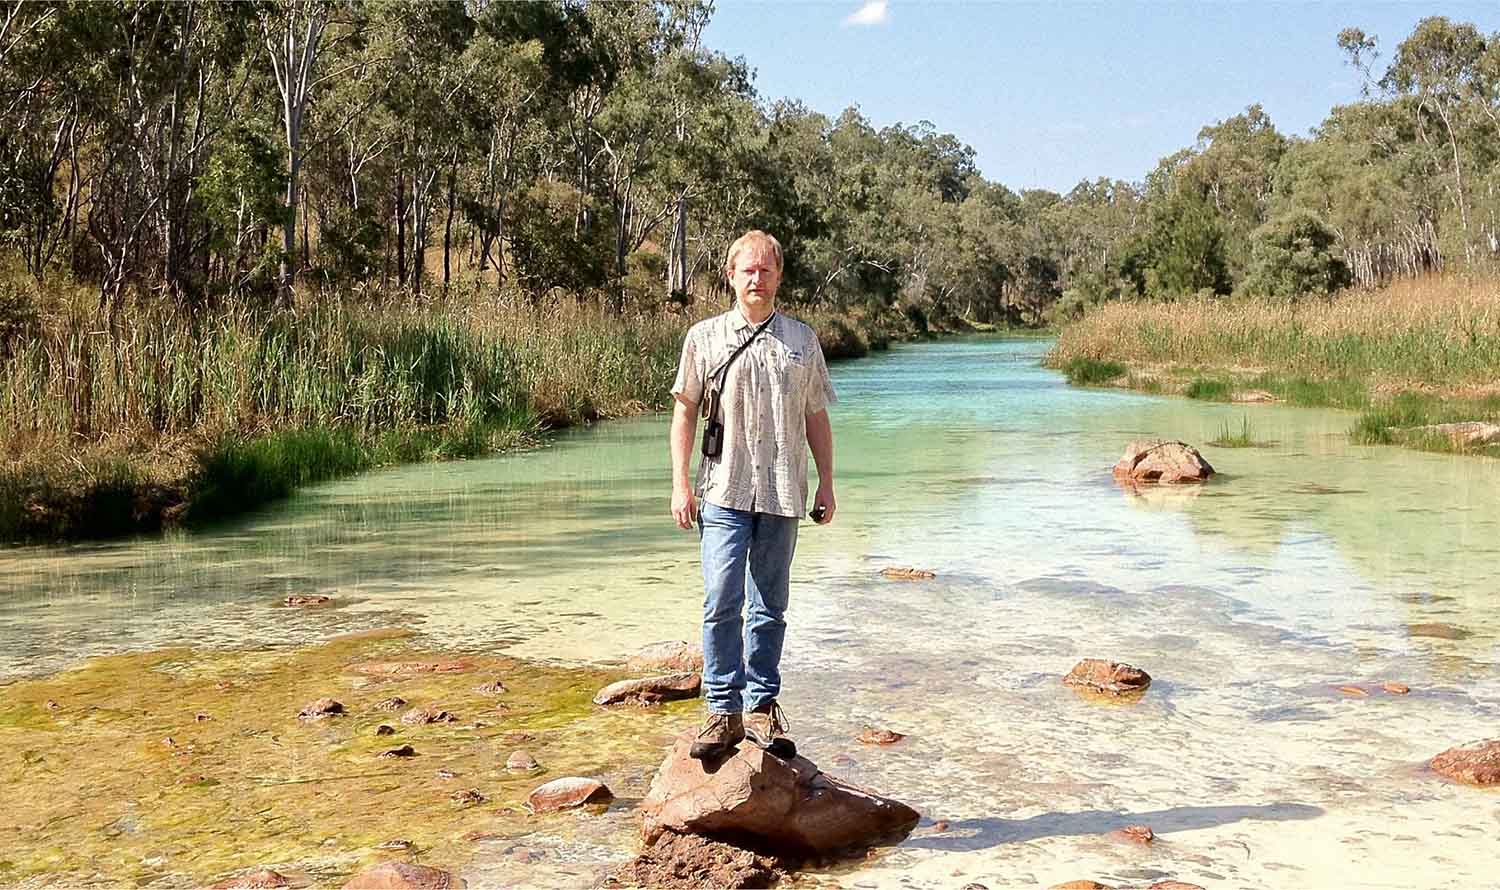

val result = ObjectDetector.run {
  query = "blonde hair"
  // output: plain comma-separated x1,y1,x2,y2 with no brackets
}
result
723,230,783,278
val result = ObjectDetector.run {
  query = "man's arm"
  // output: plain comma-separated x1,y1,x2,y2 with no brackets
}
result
806,408,835,524
670,395,699,529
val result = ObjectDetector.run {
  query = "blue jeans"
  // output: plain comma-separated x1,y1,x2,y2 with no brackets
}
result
698,501,799,715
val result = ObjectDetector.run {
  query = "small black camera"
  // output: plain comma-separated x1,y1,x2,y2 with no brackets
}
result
810,505,827,523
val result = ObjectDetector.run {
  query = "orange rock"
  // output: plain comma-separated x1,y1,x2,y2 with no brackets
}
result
297,698,344,720
1108,824,1154,844
1052,882,1113,890
856,726,905,745
1336,685,1368,697
1148,883,1205,890
1112,440,1214,483
593,672,702,706
1382,682,1411,695
626,640,706,673
879,567,936,580
1430,739,1500,786
284,595,330,606
525,777,613,813
343,862,464,889
1064,659,1152,697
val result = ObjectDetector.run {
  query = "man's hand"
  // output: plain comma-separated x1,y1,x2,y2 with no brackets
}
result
812,482,836,524
672,487,698,530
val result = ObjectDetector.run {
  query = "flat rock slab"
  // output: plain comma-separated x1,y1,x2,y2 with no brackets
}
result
1430,739,1500,786
621,829,789,889
593,672,702,706
343,862,464,889
350,660,473,676
525,777,613,813
641,730,920,858
1063,659,1152,697
1112,440,1214,483
627,641,705,673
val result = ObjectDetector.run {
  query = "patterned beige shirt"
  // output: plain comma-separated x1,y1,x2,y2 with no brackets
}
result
671,308,836,518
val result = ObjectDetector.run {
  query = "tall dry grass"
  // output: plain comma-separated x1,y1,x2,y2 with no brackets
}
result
1049,276,1500,388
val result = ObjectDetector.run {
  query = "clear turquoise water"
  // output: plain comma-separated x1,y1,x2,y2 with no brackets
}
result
3,337,1498,888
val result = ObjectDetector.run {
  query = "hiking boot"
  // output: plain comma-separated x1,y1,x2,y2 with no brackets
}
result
689,712,744,760
745,700,796,759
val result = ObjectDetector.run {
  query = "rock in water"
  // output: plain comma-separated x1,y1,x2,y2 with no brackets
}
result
297,698,344,720
342,862,464,889
593,672,702,706
627,641,705,673
525,777,613,813
641,730,920,858
879,567,936,580
1430,739,1500,786
1112,440,1214,483
212,869,290,889
621,830,789,889
1063,659,1152,697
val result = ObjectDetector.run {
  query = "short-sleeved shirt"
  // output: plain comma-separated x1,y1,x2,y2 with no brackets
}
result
671,308,836,518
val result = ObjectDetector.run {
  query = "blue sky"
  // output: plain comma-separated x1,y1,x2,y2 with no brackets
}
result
702,2,1500,193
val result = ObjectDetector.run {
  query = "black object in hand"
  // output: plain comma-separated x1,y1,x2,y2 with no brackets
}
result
810,505,827,523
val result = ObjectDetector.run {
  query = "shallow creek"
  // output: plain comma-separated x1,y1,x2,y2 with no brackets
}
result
2,338,1498,888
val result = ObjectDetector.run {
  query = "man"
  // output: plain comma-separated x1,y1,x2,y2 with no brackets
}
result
669,229,837,761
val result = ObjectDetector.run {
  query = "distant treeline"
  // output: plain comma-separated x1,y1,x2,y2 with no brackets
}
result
2,2,1498,328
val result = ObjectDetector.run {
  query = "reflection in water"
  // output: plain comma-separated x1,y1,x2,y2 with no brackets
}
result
2,337,1498,888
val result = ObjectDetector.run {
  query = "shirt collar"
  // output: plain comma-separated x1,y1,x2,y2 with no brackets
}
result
730,306,776,331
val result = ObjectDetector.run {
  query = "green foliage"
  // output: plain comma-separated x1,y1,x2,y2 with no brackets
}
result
1241,210,1353,297
1121,191,1233,299
188,428,369,524
1062,358,1125,385
1185,377,1233,401
1209,416,1262,448
508,181,611,299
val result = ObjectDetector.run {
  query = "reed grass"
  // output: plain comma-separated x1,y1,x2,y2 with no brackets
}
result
1062,358,1126,385
1049,276,1500,457
1208,416,1267,448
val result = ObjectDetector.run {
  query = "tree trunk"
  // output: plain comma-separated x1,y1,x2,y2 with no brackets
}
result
443,156,456,291
667,193,689,297
395,169,407,287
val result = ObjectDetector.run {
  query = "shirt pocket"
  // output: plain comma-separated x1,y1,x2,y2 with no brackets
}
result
766,341,810,394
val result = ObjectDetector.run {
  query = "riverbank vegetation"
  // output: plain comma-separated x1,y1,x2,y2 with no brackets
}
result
1049,275,1500,456
4,5,1500,542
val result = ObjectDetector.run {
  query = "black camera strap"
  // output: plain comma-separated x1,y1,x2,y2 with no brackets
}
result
702,312,776,420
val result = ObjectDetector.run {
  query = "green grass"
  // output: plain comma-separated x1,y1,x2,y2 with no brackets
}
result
1208,416,1269,448
1063,358,1126,385
1184,377,1232,401
1351,392,1500,455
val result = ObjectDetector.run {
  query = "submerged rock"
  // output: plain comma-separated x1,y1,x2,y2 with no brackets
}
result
593,672,701,706
1383,682,1411,695
506,750,540,771
1148,883,1205,890
879,567,936,580
373,697,408,712
1112,440,1214,483
855,726,905,746
627,641,705,673
1430,739,1500,786
525,777,613,813
641,729,920,858
450,788,485,807
1108,825,1154,845
1052,882,1113,890
211,868,290,889
473,680,507,695
284,595,331,607
620,830,789,889
342,862,464,889
400,707,457,726
351,660,473,676
379,745,417,758
1063,659,1152,697
297,698,345,720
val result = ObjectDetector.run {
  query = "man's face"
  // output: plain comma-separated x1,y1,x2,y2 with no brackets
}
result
729,245,781,314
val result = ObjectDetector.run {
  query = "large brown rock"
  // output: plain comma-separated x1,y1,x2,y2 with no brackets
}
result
593,672,702,706
641,730,920,858
1112,440,1214,483
1430,739,1500,786
525,777,613,813
343,862,464,889
1063,659,1152,697
620,830,789,889
627,641,705,673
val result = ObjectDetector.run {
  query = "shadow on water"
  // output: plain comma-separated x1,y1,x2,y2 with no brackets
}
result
903,802,1324,852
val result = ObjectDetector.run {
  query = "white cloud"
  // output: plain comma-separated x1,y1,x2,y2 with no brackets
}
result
843,1,889,27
